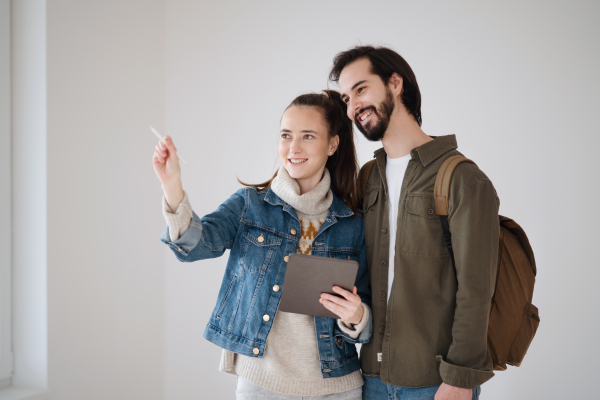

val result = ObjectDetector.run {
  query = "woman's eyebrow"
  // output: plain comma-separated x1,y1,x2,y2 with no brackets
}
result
280,129,320,134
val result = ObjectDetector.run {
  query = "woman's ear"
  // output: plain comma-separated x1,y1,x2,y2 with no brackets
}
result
329,135,340,155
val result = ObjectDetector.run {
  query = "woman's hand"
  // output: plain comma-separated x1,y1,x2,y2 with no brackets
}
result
319,286,364,325
153,136,184,211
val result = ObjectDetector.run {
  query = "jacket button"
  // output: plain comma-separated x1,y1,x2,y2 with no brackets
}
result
253,348,260,355
379,326,385,333
273,285,280,292
177,248,182,252
382,228,387,234
284,256,289,262
323,368,332,373
337,337,342,343
379,291,386,298
290,229,297,235
263,315,270,321
257,235,264,243
428,208,434,215
381,260,387,266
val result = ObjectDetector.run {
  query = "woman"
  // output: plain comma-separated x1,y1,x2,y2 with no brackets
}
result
153,90,372,399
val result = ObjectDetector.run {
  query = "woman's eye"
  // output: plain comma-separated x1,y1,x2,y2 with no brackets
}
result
281,133,290,139
358,86,365,93
304,134,314,140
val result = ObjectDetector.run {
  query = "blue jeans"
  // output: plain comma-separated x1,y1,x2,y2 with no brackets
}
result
362,376,480,400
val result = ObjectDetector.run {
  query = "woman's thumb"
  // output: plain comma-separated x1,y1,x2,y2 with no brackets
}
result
164,136,178,158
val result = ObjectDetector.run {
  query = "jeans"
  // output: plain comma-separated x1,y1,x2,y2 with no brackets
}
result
236,376,362,400
362,376,480,400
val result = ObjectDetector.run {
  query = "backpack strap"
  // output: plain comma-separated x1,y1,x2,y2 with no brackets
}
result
434,155,476,260
358,159,376,204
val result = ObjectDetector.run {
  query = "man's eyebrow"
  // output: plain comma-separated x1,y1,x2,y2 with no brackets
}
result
351,80,367,91
341,80,367,100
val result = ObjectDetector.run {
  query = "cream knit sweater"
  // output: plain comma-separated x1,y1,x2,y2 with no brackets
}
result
162,167,368,396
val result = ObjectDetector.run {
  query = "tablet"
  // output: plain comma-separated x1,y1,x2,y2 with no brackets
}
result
278,253,359,319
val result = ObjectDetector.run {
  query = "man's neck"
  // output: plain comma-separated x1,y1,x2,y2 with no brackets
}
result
381,108,432,159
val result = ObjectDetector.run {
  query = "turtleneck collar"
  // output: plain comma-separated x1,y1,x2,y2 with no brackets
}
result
270,166,333,217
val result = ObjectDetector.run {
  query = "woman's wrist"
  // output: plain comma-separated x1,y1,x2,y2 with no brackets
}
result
162,182,184,212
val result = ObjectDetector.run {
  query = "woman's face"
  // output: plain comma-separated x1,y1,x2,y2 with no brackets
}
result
279,106,338,188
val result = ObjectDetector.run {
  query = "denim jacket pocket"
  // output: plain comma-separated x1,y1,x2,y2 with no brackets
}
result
241,225,282,273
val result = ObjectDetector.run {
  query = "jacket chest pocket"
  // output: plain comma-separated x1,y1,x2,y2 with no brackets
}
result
241,226,282,273
401,194,449,256
363,189,380,248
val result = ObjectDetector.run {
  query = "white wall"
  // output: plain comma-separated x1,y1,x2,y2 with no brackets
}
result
45,1,166,399
11,0,48,389
11,1,598,399
163,1,599,399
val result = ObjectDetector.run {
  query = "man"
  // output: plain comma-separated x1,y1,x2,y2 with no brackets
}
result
329,46,499,400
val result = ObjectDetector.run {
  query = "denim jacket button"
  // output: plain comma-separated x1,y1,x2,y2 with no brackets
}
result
257,235,264,243
273,285,280,292
284,256,289,262
253,348,260,355
290,229,297,235
263,315,270,321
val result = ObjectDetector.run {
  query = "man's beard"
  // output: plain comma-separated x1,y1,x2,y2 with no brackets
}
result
354,87,395,142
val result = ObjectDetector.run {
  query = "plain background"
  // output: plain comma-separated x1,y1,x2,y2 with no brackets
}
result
5,0,600,399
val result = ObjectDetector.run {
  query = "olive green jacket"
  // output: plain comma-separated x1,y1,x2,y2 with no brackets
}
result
359,135,499,389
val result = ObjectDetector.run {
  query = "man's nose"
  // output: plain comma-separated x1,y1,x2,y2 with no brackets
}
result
349,99,362,120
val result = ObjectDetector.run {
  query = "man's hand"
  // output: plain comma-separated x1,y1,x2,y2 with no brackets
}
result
434,383,472,400
319,286,363,325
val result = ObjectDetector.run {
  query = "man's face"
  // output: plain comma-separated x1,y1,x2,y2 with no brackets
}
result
339,58,396,142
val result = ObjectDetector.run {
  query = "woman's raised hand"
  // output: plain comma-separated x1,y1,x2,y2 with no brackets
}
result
153,136,184,211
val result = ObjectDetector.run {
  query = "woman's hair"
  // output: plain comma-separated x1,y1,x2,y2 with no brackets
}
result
238,90,359,213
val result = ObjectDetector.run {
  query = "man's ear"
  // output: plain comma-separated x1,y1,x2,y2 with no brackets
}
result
389,73,403,97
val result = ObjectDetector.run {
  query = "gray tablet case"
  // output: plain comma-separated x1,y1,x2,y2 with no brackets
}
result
278,253,359,319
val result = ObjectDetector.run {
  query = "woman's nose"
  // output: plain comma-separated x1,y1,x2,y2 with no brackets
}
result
290,139,302,153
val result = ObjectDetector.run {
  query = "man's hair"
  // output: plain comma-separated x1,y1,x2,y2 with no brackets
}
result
329,45,422,126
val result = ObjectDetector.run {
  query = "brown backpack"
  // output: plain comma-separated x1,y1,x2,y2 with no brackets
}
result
358,156,540,371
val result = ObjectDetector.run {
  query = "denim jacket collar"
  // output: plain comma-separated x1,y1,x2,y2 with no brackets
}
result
264,188,353,219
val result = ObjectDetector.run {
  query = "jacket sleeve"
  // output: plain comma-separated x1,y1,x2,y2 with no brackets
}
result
334,242,373,344
439,178,499,388
160,188,247,262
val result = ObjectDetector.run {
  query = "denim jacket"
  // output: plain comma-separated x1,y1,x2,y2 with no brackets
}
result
161,187,372,378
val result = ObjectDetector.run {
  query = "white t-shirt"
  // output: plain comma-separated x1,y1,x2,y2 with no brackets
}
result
385,154,411,303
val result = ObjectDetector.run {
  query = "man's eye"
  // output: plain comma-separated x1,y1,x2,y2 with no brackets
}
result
344,98,349,104
358,87,365,93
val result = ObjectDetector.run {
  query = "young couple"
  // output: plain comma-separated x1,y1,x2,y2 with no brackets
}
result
153,46,499,400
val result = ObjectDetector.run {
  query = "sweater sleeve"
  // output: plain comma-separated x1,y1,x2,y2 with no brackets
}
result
162,191,193,242
336,303,370,339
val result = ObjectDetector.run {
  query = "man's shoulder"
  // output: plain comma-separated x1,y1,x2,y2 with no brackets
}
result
432,149,492,188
